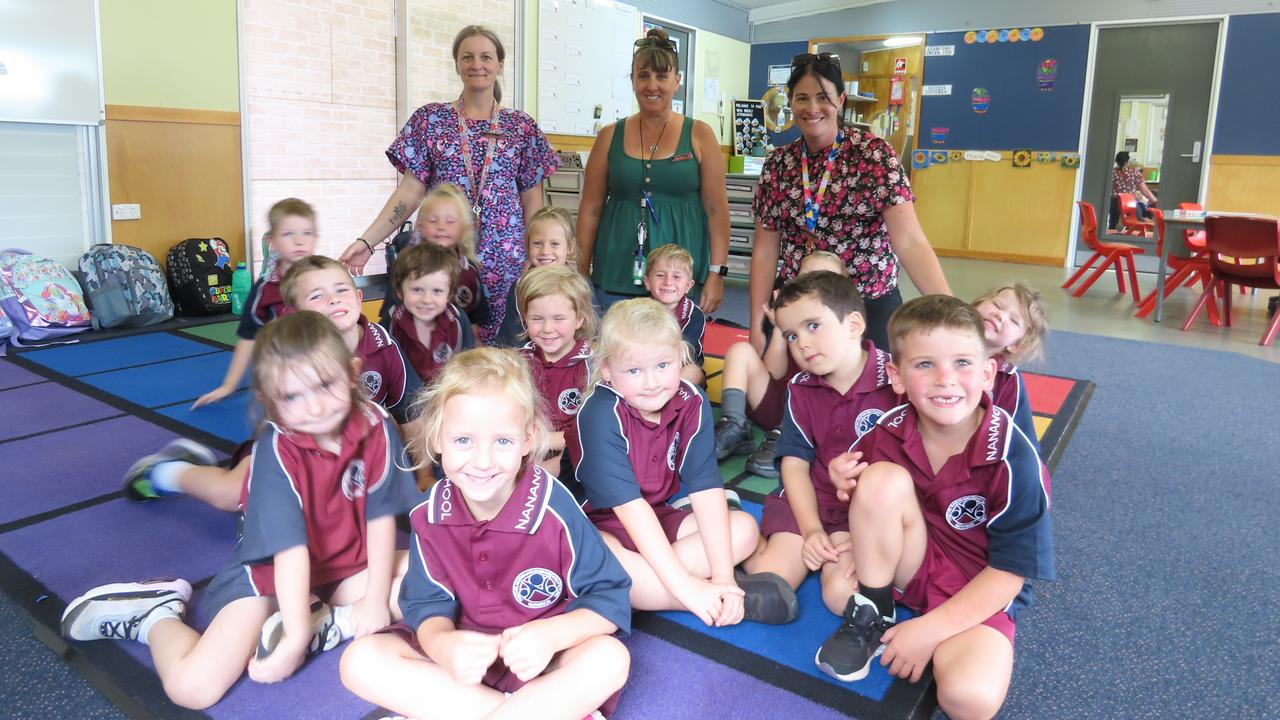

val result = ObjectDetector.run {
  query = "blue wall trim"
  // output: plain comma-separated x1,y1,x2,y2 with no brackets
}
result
1214,13,1280,155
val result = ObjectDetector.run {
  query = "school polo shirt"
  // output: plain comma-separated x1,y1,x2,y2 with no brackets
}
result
235,402,419,596
674,296,706,365
775,341,901,511
456,256,488,325
519,340,591,435
354,316,422,425
389,303,475,382
399,464,632,636
236,271,288,340
852,398,1055,615
571,380,721,510
991,359,1040,453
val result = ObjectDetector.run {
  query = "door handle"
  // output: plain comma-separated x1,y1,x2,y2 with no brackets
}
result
1179,141,1202,163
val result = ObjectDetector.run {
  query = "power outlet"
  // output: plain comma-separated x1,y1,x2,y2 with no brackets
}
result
111,203,141,221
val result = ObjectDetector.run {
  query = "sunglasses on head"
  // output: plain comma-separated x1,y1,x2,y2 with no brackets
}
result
792,52,839,69
635,36,677,52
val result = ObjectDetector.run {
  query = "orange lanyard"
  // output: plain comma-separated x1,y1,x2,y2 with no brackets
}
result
455,98,501,220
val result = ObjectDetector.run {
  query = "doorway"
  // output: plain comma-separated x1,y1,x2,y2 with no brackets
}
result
1080,22,1220,255
642,17,694,116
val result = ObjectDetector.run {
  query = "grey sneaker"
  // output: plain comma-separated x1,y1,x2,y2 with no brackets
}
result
256,600,354,659
670,488,742,512
713,415,755,460
815,593,896,682
61,579,192,642
735,569,799,624
745,429,781,478
122,438,217,502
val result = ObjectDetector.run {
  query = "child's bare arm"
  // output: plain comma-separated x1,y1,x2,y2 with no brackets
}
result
248,544,311,683
881,567,1024,682
353,515,396,637
780,457,849,570
762,323,790,379
193,339,254,408
499,609,618,681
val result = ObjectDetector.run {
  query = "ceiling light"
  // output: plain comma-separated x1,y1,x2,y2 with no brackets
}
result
882,36,923,48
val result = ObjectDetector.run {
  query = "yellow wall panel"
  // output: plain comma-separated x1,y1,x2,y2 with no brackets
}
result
1206,155,1280,216
913,160,972,252
968,160,1075,260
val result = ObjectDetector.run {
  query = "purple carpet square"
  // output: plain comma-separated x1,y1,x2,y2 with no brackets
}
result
0,416,226,524
0,360,46,390
0,383,121,441
21,334,218,377
0,497,236,601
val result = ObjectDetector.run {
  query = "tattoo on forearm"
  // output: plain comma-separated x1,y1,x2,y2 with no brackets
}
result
389,201,409,225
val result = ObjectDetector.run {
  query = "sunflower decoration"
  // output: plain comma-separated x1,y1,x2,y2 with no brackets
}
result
1036,152,1053,163
950,150,964,161
1060,153,1080,169
1012,149,1033,168
930,150,948,165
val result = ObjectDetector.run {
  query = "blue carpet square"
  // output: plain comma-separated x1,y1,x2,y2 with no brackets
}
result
79,352,246,408
156,389,257,443
21,334,218,376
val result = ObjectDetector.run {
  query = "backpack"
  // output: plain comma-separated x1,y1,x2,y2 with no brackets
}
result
166,238,234,315
77,244,174,329
0,249,92,345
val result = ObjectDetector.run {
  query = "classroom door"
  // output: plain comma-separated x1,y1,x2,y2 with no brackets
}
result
1081,22,1219,243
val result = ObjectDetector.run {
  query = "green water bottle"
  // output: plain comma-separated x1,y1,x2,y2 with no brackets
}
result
230,262,251,316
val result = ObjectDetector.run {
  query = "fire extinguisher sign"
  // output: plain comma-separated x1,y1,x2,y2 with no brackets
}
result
893,57,907,75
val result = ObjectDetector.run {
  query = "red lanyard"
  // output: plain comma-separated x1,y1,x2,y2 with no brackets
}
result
455,98,501,220
800,132,841,234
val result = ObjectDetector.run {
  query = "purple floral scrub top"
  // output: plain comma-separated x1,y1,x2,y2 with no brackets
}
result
387,102,559,341
752,129,914,300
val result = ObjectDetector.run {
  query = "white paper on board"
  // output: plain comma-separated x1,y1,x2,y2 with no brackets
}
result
963,151,985,161
702,78,721,113
983,151,1001,161
924,45,955,56
921,84,952,96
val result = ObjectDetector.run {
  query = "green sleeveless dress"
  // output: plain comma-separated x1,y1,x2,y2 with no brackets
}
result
592,116,709,296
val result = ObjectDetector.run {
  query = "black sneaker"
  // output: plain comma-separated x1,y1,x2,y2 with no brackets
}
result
815,594,896,682
1268,295,1278,319
735,569,799,624
745,429,781,479
714,415,755,460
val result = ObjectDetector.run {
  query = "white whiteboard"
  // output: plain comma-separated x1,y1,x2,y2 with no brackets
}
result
0,0,103,125
537,0,636,136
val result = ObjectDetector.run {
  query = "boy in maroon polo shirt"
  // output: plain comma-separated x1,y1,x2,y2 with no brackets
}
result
193,198,318,409
388,242,476,383
341,348,632,719
643,244,707,385
742,271,900,616
821,296,1053,720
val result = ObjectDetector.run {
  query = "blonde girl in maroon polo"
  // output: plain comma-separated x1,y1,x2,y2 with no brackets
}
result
496,206,581,347
62,313,418,709
388,242,476,383
340,348,632,720
971,283,1049,453
571,299,798,626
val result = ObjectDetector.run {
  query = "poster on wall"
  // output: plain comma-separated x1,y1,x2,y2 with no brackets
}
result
733,100,767,157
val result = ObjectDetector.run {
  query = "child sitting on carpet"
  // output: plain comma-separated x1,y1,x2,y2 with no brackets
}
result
193,198,318,409
62,312,418,709
740,271,901,620
513,264,597,499
821,296,1054,720
569,298,796,626
642,244,707,385
387,242,476,383
340,347,632,720
713,251,847,476
971,283,1049,451
495,206,581,347
123,256,425,509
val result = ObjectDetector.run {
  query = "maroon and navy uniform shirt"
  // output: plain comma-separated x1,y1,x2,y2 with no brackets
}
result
673,296,706,366
851,397,1055,617
519,339,591,436
389,303,475,383
570,380,722,511
455,255,490,327
231,402,418,598
991,357,1039,453
353,316,422,425
775,341,901,511
399,463,632,637
236,270,288,340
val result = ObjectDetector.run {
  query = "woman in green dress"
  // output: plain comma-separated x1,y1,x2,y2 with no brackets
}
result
576,28,731,313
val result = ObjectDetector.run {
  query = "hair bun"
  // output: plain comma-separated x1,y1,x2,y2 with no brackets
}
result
646,27,669,41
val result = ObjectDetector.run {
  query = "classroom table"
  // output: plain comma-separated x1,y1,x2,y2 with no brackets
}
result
1151,210,1280,322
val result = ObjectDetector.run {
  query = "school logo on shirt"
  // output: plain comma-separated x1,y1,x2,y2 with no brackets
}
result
667,431,680,471
946,494,988,530
456,285,473,309
360,370,383,397
854,408,884,437
557,388,582,415
341,459,368,500
512,567,563,609
432,342,454,365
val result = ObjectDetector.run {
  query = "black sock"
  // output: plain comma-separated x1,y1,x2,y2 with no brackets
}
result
858,585,894,619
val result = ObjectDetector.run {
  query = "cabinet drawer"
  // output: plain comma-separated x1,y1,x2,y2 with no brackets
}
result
547,191,581,213
729,228,754,253
727,254,752,280
547,171,583,192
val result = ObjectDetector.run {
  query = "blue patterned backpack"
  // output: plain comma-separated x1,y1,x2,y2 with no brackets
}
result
77,244,174,329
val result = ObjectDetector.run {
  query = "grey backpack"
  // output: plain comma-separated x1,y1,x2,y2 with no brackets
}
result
77,244,174,329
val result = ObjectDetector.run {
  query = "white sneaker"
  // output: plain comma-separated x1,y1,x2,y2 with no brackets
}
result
256,600,354,659
61,579,192,642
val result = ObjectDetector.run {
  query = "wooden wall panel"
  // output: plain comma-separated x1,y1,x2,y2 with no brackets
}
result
913,159,972,252
105,105,245,269
1206,155,1280,216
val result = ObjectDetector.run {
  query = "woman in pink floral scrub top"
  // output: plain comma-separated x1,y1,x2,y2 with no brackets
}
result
341,25,558,342
748,53,950,351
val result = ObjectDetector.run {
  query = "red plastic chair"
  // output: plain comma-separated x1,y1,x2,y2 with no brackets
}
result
1064,201,1144,302
1116,193,1154,237
1177,202,1207,250
1135,208,1219,323
1181,215,1280,346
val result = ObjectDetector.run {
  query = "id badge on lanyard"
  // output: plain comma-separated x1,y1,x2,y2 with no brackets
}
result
633,191,661,285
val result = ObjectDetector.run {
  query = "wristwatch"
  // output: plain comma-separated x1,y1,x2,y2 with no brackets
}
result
708,263,729,277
